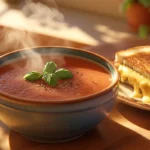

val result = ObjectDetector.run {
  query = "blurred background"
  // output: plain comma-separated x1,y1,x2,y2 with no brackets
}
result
0,0,149,57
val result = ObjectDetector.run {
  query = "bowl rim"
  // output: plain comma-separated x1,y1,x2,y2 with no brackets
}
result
0,46,119,104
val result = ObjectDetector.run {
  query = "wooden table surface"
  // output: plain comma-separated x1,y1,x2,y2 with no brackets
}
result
0,26,150,150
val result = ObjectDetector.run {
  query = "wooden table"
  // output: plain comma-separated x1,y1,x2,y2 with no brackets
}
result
0,26,150,150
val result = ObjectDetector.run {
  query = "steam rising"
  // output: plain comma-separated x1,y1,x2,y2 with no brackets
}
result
22,0,65,29
0,0,67,69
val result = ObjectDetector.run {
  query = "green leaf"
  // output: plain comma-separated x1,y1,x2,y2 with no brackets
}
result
24,71,42,81
42,73,58,87
138,25,150,39
138,0,150,7
43,61,57,74
55,68,73,80
120,0,135,13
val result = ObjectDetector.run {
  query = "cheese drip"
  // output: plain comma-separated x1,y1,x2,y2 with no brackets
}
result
118,65,150,103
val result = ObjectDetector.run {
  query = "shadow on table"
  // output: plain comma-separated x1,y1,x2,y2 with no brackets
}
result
3,0,149,47
3,0,128,44
9,118,150,150
0,23,149,61
116,102,150,130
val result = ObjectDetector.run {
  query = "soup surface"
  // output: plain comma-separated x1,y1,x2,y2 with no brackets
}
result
0,54,112,101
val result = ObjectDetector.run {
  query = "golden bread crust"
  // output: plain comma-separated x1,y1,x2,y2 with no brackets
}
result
115,46,150,79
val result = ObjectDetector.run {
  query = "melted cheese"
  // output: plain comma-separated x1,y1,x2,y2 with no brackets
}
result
118,65,150,103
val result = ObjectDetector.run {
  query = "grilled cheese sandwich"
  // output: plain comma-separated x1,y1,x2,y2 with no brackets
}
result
115,46,150,103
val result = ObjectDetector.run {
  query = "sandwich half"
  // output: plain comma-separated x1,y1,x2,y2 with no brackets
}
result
115,46,150,103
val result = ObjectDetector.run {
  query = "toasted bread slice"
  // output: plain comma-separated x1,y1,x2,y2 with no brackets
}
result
115,46,150,103
115,46,150,79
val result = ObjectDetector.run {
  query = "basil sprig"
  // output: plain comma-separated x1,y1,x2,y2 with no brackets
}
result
23,61,73,87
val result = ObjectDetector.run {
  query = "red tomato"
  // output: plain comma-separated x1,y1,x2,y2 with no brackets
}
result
126,3,150,29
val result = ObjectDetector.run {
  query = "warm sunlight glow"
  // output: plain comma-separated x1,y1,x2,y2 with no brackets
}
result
0,0,99,46
95,25,131,43
0,127,10,150
0,0,8,13
109,109,150,140
0,0,133,47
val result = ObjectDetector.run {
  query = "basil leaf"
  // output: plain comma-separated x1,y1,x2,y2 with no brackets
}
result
24,71,42,81
43,61,57,74
42,73,58,87
55,68,73,79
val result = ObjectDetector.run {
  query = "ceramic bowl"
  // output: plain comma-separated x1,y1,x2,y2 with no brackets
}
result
0,46,118,143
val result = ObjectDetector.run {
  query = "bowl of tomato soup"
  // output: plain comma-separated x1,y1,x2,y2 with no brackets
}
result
0,46,118,143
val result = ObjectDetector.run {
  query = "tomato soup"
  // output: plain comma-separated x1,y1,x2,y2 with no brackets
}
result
0,55,112,101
